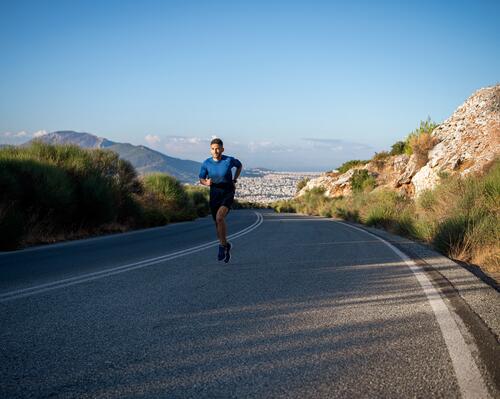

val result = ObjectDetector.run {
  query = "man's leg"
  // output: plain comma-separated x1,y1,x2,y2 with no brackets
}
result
215,206,230,246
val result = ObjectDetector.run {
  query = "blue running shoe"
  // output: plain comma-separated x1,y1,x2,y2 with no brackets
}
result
217,244,226,261
224,242,232,263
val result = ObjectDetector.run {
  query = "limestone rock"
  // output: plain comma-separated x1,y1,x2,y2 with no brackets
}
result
412,84,499,195
412,165,440,194
298,169,357,198
396,155,420,186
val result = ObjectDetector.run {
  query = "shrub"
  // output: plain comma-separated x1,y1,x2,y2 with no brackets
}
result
337,159,369,174
416,189,437,212
404,118,439,156
364,190,400,228
371,151,390,169
0,143,216,249
350,170,376,192
372,151,390,162
273,199,297,213
390,141,406,155
430,161,500,270
185,185,210,217
142,173,190,222
0,204,26,250
408,132,438,167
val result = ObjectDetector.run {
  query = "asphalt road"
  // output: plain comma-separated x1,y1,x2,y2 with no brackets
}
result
0,210,496,398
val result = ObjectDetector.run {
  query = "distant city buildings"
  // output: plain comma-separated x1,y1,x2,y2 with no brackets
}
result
235,171,321,204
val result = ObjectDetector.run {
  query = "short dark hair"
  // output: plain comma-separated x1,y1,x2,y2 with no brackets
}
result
210,138,223,146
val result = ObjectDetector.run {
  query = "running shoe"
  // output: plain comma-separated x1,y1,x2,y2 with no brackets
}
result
224,242,232,263
217,244,226,261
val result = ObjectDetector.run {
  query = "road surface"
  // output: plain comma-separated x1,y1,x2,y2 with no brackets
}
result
0,210,497,398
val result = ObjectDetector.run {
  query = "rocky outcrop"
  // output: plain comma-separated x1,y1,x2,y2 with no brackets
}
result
298,84,500,198
300,169,357,197
411,85,499,194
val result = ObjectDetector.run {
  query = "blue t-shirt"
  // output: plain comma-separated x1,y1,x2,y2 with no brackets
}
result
199,155,242,184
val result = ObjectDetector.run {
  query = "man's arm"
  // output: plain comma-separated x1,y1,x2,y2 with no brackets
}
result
199,162,210,186
233,165,242,182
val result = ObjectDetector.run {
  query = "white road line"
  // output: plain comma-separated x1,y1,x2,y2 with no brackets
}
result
0,212,264,303
335,220,491,399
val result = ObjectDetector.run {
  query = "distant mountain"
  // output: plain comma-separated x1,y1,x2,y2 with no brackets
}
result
27,130,117,148
26,131,201,182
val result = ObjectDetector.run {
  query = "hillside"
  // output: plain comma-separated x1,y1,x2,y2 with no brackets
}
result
26,131,202,182
299,84,500,197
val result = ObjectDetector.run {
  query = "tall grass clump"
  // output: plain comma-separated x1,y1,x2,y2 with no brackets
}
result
0,142,143,249
429,161,500,272
296,178,310,193
141,173,192,224
184,185,210,217
350,170,376,193
0,142,211,250
404,117,439,155
297,187,333,216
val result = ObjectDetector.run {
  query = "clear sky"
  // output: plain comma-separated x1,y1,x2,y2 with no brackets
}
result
1,0,499,170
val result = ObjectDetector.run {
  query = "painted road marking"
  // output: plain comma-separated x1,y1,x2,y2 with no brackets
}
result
336,220,491,399
0,212,264,303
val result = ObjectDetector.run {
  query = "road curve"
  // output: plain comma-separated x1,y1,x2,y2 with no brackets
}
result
0,210,496,398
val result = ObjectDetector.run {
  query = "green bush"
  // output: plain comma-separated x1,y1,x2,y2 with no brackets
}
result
273,199,297,213
0,143,212,249
142,173,190,222
416,189,437,212
390,141,406,155
185,185,210,217
0,205,26,250
350,170,376,192
337,159,369,174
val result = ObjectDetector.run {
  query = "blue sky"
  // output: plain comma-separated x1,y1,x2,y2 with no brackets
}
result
1,0,499,170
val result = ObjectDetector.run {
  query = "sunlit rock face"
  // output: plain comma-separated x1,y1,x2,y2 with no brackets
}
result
298,169,357,198
298,84,500,199
411,85,500,195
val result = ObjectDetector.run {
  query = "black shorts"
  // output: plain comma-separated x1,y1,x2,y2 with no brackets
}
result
210,183,235,220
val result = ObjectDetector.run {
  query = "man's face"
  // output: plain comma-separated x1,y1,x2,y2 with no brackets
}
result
210,144,224,160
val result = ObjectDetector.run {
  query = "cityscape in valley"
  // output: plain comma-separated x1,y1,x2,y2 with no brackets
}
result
234,171,322,203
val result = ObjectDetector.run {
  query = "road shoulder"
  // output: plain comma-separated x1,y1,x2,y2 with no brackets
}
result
334,219,500,396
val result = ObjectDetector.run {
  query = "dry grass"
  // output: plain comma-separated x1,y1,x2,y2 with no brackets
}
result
408,132,438,168
273,158,500,277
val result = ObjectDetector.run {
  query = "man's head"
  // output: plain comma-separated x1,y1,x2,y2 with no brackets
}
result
210,138,224,160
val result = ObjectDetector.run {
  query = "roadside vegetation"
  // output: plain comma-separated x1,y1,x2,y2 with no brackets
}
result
0,142,210,250
273,159,499,273
272,117,499,275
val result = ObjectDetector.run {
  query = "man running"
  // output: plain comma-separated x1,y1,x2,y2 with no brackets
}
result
199,138,242,263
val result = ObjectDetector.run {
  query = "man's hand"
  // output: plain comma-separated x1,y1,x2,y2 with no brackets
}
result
199,178,212,186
